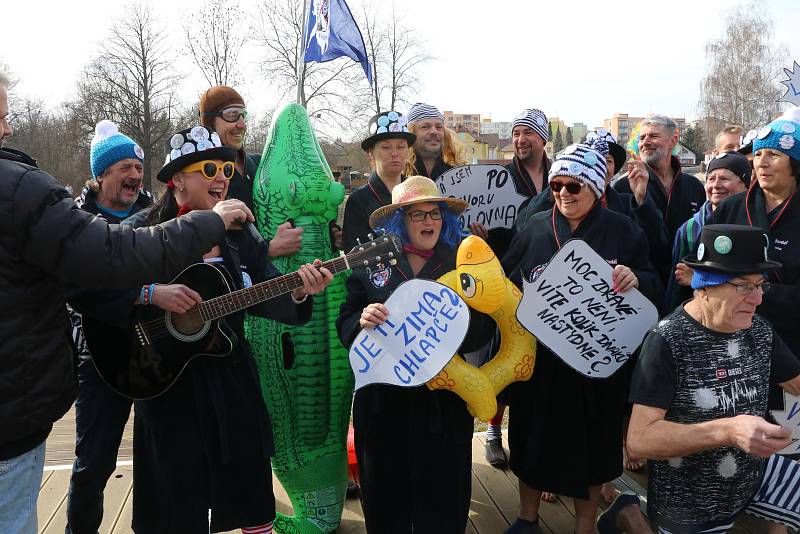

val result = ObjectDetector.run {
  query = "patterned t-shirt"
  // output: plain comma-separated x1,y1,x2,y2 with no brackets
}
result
630,307,800,532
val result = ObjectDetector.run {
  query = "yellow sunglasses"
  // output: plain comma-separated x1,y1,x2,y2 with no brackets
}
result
181,160,235,180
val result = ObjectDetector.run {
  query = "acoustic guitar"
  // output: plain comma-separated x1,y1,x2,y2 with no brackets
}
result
83,233,400,399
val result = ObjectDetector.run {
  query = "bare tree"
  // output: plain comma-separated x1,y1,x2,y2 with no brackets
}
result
183,0,246,86
359,4,431,115
252,0,366,132
699,2,787,134
68,2,180,191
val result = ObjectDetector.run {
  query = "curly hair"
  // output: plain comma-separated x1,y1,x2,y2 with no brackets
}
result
404,125,467,176
378,202,466,248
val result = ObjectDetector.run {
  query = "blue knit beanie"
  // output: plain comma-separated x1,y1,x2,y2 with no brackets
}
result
690,269,736,290
90,120,144,178
752,108,800,162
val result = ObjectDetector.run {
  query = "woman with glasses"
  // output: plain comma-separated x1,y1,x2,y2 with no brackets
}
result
711,110,800,387
199,86,254,208
501,144,660,534
123,126,332,534
337,176,492,533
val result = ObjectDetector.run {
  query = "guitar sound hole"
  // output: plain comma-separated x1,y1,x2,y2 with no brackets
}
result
170,309,206,336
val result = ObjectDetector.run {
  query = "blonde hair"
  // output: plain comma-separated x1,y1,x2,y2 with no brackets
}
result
405,125,467,176
715,125,745,148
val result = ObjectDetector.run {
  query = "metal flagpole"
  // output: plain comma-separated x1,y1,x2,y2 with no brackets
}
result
296,0,310,105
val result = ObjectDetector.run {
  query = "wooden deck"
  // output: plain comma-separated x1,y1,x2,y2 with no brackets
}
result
40,407,774,533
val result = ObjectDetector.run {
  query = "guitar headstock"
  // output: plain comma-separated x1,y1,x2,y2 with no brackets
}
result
346,232,402,270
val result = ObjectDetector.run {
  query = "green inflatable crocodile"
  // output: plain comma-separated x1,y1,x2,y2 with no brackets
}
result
245,103,351,534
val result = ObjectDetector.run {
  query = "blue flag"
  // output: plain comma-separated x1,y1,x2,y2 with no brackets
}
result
303,0,373,85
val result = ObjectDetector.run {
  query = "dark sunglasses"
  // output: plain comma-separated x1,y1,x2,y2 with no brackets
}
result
202,107,249,123
549,180,586,195
182,160,235,180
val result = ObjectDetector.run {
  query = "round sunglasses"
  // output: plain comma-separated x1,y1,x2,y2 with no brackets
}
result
182,160,235,180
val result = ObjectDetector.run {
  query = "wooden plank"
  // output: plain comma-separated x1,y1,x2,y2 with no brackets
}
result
37,470,69,534
109,483,133,534
467,471,509,534
338,492,366,534
98,466,133,534
271,473,295,518
480,435,576,533
470,434,522,526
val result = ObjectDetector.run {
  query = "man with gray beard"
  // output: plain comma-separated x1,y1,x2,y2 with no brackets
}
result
613,115,705,246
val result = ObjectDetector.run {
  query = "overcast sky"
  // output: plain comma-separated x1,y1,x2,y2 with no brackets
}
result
4,0,799,136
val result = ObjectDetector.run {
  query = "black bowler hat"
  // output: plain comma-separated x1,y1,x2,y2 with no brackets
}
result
361,110,416,151
682,224,782,274
157,125,235,183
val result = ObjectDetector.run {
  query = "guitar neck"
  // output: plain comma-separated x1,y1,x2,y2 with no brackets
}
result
196,255,350,322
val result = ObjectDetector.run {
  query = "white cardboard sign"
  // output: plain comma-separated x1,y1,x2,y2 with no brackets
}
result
349,279,469,389
517,239,658,378
435,165,527,230
772,391,800,455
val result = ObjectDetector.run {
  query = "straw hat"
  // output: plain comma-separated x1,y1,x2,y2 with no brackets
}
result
369,175,468,229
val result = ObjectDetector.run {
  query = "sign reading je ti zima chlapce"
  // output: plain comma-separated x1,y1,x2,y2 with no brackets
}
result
348,279,470,389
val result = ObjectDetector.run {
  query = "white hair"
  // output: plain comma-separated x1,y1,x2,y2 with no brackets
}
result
641,115,677,137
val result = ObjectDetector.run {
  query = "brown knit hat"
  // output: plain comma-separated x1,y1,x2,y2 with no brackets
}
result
199,86,246,128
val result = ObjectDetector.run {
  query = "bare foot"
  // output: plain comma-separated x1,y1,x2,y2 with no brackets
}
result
541,492,557,503
623,442,646,471
601,483,620,504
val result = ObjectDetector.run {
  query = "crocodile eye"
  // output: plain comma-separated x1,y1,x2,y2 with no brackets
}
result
460,273,477,298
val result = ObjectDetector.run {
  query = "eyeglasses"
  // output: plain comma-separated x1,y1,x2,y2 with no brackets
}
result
726,281,771,295
407,209,442,222
549,180,586,195
181,160,235,180
203,107,249,123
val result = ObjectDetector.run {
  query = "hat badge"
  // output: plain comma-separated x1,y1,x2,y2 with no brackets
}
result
697,243,705,261
714,235,733,255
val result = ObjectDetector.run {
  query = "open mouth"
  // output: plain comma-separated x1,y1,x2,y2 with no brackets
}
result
209,188,224,201
421,229,435,237
122,182,139,193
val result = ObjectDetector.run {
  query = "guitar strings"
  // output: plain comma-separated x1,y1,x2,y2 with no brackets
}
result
135,241,395,340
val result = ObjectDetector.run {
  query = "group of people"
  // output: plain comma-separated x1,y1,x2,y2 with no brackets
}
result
337,101,800,534
2,61,800,534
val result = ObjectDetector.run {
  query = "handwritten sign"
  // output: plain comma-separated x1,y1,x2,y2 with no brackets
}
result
772,391,800,455
348,279,469,390
435,165,527,230
779,60,800,107
517,239,658,378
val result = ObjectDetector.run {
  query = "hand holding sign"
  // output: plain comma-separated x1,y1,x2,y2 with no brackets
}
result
435,165,527,230
516,239,658,378
349,279,470,389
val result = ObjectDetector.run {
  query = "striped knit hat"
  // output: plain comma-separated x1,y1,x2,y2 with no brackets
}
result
406,102,444,125
548,144,607,198
752,108,800,162
512,108,549,142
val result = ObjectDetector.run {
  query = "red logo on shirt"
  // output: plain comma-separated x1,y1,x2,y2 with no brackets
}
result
716,369,727,379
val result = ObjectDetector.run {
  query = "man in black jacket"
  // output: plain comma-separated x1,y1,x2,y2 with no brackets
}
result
613,115,705,248
405,102,463,180
64,120,155,534
0,72,253,533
